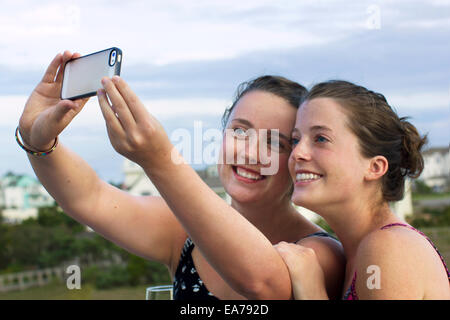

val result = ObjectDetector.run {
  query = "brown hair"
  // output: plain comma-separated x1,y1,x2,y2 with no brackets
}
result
221,75,308,130
304,80,428,202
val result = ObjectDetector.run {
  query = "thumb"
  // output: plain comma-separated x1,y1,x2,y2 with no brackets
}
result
40,99,84,140
51,99,84,124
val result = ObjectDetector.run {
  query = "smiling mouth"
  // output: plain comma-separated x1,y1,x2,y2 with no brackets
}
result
295,172,323,183
232,166,266,182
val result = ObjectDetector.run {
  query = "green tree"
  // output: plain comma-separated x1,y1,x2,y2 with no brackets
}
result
413,180,433,194
36,205,85,233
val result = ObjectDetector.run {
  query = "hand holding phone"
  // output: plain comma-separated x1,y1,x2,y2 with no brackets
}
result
19,51,90,152
61,47,122,100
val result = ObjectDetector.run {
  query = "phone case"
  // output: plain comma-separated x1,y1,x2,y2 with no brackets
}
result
61,47,122,100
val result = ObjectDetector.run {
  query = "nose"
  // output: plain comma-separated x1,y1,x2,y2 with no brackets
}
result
246,131,260,164
291,138,311,162
234,129,262,165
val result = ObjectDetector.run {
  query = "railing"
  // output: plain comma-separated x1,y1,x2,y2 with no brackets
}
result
0,257,123,293
0,267,64,292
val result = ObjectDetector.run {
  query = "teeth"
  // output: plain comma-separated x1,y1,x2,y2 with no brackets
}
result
236,167,262,180
296,173,321,181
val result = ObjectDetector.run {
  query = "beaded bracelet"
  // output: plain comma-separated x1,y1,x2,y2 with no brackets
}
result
15,126,58,156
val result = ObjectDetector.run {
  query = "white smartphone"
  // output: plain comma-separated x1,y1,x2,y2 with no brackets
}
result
61,47,122,100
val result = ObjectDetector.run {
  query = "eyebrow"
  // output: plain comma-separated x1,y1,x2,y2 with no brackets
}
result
311,125,333,132
291,125,333,135
231,118,291,142
232,118,253,127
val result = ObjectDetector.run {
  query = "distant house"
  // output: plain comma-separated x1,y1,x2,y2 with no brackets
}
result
122,159,230,202
420,146,450,192
122,160,160,197
0,172,55,223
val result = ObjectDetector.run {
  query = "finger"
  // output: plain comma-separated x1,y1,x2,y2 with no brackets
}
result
54,50,76,84
101,77,136,130
274,241,287,249
41,53,63,83
111,76,148,123
97,89,125,135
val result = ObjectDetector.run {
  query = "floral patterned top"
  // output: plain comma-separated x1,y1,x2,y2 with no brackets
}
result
173,232,338,300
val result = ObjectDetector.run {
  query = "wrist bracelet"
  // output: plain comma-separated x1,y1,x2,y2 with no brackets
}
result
15,126,58,156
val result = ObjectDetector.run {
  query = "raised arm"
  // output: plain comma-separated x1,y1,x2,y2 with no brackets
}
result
17,52,186,269
97,76,294,299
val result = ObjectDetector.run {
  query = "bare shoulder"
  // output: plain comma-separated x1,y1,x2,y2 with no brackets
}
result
297,234,344,261
355,224,449,299
357,224,441,266
297,235,346,299
358,224,424,255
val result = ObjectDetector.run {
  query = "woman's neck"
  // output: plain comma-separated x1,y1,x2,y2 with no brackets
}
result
230,196,315,244
319,199,399,262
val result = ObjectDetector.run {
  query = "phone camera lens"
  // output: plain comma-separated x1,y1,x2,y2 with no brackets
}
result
109,50,117,66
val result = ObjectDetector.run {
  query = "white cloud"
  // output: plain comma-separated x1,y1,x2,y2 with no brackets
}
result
430,0,450,6
397,18,450,29
387,91,450,111
0,0,379,69
0,95,28,126
0,94,228,128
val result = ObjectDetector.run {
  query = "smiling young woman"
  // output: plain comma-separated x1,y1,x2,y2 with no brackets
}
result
277,80,449,300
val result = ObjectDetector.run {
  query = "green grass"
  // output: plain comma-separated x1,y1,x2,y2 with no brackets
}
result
420,227,450,265
412,192,450,201
0,281,160,300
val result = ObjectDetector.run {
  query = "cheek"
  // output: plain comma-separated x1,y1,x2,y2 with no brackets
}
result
217,162,225,179
277,153,290,173
220,136,236,164
271,153,293,184
328,155,364,189
288,154,296,180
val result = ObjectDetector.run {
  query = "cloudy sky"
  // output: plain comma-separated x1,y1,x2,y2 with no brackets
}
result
1,0,449,183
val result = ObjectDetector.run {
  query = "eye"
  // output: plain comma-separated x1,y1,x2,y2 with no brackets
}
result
267,137,285,151
232,127,248,139
290,137,299,146
315,135,329,143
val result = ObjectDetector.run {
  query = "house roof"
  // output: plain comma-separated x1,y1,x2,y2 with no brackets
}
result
423,146,449,156
1,172,38,188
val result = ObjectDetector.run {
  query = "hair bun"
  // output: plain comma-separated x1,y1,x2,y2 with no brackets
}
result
399,117,428,178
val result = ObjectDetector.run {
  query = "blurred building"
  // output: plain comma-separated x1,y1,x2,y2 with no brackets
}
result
122,160,160,197
420,146,450,192
0,172,54,223
122,159,230,202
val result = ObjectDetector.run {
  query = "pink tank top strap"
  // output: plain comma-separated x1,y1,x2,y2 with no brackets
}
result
349,271,358,300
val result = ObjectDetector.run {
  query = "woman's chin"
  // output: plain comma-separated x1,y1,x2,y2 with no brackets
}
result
225,187,265,205
291,192,320,211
